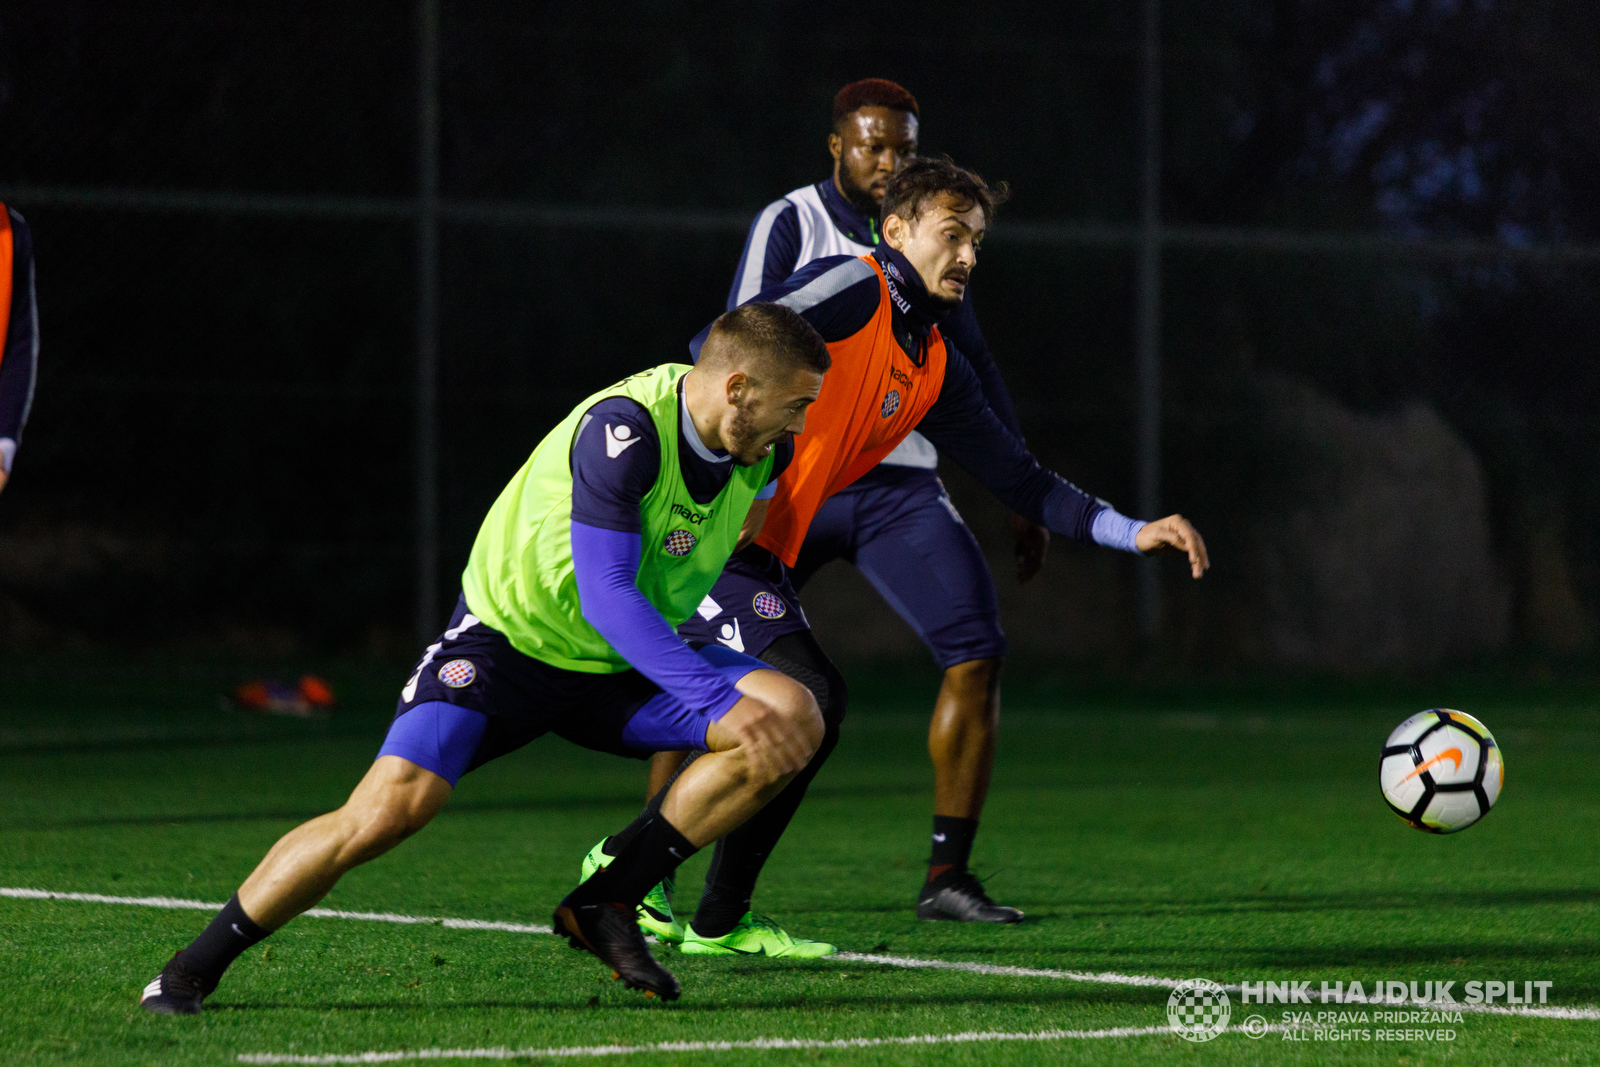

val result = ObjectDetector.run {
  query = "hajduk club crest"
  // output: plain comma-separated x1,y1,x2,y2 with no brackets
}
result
751,591,787,619
438,658,477,688
663,529,698,557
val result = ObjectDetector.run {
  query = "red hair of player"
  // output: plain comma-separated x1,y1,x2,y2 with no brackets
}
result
832,79,919,130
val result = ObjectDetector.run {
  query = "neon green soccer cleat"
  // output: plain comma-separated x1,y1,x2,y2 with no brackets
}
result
579,838,685,944
679,912,836,958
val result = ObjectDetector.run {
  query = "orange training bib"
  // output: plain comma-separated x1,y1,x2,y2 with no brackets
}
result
0,206,13,372
756,255,948,566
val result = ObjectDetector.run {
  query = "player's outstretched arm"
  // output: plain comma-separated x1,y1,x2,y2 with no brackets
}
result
1135,514,1209,579
916,347,1099,541
917,347,1210,577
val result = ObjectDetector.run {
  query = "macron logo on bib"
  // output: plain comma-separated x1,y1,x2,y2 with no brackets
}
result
605,423,642,458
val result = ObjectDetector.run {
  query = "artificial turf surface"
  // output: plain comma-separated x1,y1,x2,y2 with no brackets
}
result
1,658,1597,1065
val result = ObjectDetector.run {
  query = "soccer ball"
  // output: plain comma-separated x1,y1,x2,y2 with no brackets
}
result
1380,709,1503,833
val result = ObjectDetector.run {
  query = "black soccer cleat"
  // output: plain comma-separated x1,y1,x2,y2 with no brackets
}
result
139,952,214,1015
916,871,1025,924
552,900,681,1001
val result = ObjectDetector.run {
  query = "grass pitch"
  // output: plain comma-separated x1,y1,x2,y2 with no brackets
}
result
1,659,1598,1065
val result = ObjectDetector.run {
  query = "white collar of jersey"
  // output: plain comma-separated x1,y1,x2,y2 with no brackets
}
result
680,382,732,464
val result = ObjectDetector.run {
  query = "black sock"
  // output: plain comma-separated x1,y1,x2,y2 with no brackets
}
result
604,752,703,858
568,816,697,908
179,895,269,987
691,631,847,940
690,859,760,938
927,816,979,884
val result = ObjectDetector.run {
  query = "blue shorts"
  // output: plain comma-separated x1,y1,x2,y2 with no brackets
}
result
677,466,1006,667
377,594,767,786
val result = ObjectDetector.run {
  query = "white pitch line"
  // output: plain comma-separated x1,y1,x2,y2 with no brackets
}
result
0,887,551,934
236,1025,1215,1063
834,950,1184,988
6,885,1598,1022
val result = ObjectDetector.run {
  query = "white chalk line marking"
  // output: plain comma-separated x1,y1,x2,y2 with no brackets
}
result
236,1025,1271,1063
6,885,1597,1024
0,887,551,934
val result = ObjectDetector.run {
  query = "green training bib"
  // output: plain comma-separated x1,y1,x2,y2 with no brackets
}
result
461,364,773,672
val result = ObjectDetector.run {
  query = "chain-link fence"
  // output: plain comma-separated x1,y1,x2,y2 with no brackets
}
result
3,2,1597,672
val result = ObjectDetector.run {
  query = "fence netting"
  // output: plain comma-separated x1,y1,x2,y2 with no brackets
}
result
2,3,1597,673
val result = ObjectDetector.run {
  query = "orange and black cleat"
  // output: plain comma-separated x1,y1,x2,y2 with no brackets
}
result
552,900,680,1001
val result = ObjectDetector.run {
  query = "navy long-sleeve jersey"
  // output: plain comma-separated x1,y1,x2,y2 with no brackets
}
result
694,244,1112,546
726,176,1025,442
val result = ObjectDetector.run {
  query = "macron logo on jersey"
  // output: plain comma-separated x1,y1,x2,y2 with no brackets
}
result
717,617,745,653
605,423,642,458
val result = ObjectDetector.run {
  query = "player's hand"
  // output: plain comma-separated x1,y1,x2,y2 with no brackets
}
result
1135,514,1209,578
0,468,7,495
722,694,815,781
1009,513,1050,583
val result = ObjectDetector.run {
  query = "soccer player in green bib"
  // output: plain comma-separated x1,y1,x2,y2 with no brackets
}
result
139,304,831,1010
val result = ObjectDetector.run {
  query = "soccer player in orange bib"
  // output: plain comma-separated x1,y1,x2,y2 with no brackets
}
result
585,158,1208,957
0,203,40,496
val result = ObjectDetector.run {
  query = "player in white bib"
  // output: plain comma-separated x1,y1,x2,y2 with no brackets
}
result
656,80,1051,924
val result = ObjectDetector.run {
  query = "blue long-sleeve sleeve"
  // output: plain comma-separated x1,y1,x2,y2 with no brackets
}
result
726,199,802,311
0,208,39,475
916,344,1107,545
940,295,1023,441
571,521,745,717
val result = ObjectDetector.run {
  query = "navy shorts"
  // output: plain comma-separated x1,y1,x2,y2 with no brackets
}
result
377,594,767,786
678,465,1006,667
676,543,812,658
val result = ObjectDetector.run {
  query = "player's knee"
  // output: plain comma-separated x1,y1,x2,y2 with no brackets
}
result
743,672,823,766
758,632,847,759
817,657,848,733
338,790,437,862
773,677,825,756
945,656,1002,700
359,805,416,849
